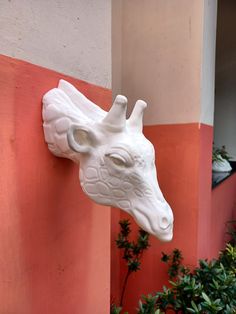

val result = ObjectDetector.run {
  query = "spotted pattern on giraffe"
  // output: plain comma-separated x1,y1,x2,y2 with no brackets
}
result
42,80,174,241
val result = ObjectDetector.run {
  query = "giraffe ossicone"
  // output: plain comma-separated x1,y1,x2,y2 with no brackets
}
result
42,79,174,241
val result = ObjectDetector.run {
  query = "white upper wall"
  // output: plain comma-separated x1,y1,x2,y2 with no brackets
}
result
0,0,111,88
112,0,123,96
200,0,217,125
113,0,217,126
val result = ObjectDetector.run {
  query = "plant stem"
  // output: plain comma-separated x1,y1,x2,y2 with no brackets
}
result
120,269,132,307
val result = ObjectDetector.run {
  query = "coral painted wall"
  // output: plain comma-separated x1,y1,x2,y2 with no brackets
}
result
0,54,111,314
111,122,236,314
111,123,215,312
111,2,220,312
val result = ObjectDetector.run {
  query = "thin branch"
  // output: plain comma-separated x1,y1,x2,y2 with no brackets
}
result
119,269,132,307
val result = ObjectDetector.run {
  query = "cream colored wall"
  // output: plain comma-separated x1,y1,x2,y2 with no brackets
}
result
113,0,217,126
112,0,123,96
200,0,217,125
0,0,111,88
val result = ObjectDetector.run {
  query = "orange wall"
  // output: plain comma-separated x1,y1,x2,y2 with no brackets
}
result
111,122,236,314
111,123,215,313
197,124,214,258
0,54,111,314
1,53,235,314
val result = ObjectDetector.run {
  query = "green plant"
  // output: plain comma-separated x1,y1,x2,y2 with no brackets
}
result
111,219,150,313
218,243,236,274
138,245,236,313
212,145,231,163
110,304,123,314
161,249,189,280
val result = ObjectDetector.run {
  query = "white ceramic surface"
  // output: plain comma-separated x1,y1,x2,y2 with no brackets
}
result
42,80,174,241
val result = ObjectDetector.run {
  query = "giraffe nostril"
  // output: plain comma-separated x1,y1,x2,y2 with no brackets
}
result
161,217,170,230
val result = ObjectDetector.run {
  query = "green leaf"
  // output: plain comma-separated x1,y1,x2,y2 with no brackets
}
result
191,300,199,312
202,292,211,304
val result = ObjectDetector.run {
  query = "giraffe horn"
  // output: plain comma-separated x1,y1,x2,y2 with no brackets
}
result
102,95,127,130
128,100,147,133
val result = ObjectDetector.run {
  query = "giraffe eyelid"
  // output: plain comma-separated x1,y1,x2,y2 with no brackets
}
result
108,154,126,164
105,148,134,167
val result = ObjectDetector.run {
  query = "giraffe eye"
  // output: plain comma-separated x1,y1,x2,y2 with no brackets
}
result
106,154,127,167
105,148,134,168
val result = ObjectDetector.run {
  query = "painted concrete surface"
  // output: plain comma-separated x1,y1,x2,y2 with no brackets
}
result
197,123,214,258
113,0,216,126
111,122,235,313
200,0,217,126
111,123,211,312
112,0,123,97
0,55,111,314
118,0,202,125
110,2,232,313
0,0,111,88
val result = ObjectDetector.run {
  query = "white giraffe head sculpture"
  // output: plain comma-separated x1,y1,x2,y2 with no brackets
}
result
42,80,174,241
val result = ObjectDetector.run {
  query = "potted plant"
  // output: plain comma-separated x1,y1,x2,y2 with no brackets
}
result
212,145,232,173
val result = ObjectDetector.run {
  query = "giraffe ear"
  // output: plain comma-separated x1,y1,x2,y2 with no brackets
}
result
67,124,98,154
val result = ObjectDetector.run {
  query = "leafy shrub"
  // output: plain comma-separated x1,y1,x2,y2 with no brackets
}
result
161,249,189,280
111,220,236,314
138,244,236,314
110,304,122,314
212,145,231,163
111,219,150,313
